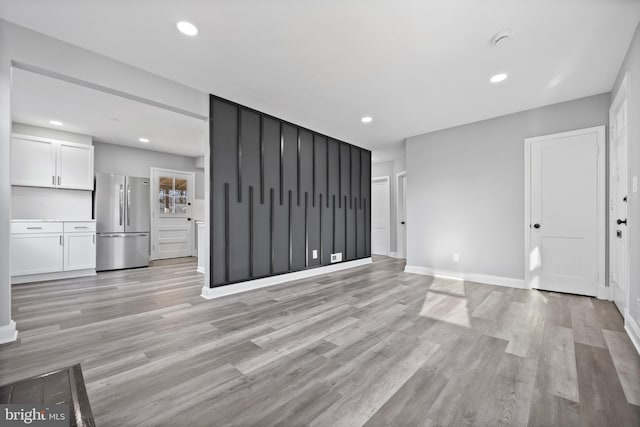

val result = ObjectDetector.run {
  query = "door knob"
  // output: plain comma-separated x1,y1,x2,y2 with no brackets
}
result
617,218,627,225
401,221,405,225
533,223,541,229
187,218,192,221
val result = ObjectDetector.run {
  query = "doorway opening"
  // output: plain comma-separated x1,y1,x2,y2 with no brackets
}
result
371,176,391,255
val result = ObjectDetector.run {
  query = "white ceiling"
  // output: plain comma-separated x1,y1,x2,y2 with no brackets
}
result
1,0,639,150
11,69,207,156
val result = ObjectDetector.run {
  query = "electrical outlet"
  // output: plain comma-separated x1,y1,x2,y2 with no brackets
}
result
453,253,460,262
330,252,342,263
312,249,318,259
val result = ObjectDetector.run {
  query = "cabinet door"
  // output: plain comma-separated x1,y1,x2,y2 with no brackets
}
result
10,136,57,188
64,232,96,271
58,142,94,190
11,234,63,276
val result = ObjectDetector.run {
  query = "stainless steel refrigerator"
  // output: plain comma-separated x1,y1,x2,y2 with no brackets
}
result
94,173,150,271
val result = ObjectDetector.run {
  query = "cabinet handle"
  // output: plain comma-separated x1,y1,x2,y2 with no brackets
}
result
60,235,63,245
93,234,95,244
26,227,43,230
58,176,61,186
74,226,89,229
52,176,55,185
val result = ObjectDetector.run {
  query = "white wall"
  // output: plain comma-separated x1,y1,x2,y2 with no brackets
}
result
0,19,209,342
94,141,197,178
405,93,610,281
612,22,640,331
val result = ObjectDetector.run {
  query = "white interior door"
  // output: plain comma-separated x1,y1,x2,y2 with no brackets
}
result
150,168,194,260
397,173,407,259
526,127,605,297
610,75,630,314
371,177,390,255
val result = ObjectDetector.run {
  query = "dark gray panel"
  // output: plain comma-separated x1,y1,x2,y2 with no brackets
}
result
314,135,327,208
240,109,261,192
340,144,350,208
211,100,238,285
209,95,371,287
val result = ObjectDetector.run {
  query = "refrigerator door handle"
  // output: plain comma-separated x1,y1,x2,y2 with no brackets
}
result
127,184,131,226
119,184,124,226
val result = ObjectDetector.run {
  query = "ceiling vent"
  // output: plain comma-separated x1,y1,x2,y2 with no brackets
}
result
491,30,512,46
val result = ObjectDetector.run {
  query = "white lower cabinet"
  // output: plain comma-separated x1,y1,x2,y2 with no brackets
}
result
11,233,63,276
65,232,96,271
10,220,96,280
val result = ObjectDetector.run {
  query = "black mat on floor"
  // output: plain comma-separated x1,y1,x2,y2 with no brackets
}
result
0,364,95,427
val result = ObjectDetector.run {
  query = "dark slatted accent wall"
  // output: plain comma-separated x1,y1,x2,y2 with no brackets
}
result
210,95,371,287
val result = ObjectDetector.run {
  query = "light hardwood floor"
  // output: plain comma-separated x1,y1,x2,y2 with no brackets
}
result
1,256,639,426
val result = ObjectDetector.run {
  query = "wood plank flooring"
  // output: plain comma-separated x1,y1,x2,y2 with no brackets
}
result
1,256,639,426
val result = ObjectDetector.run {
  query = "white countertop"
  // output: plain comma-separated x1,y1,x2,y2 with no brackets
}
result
11,219,96,222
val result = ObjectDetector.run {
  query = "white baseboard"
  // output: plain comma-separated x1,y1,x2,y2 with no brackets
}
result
625,314,640,356
0,320,17,345
196,266,205,274
404,265,525,289
12,269,96,284
201,258,373,300
387,252,405,259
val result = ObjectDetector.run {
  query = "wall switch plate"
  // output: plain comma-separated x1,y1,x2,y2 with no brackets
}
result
452,253,460,262
312,250,318,259
633,176,638,193
330,252,342,263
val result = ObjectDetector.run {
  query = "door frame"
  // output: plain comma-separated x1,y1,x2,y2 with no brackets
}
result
396,170,407,259
523,126,606,297
150,167,195,260
371,175,391,256
609,72,631,313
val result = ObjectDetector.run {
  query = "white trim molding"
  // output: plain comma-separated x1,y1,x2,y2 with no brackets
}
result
12,269,96,285
404,265,525,289
625,314,640,356
201,258,373,300
0,320,18,345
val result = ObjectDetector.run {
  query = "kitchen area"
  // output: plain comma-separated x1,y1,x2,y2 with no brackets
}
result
8,67,208,285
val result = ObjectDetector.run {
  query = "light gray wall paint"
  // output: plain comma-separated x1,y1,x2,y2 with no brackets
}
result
93,141,204,200
0,18,209,339
613,22,640,328
406,93,610,280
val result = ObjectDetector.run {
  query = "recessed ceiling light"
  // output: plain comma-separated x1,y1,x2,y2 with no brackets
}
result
361,116,373,123
139,137,150,143
490,73,508,83
177,21,198,36
49,120,63,126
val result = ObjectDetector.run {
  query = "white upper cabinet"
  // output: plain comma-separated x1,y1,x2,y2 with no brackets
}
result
58,142,94,190
10,134,94,190
10,135,57,188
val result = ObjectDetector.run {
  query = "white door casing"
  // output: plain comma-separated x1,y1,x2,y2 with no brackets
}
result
610,73,630,314
397,171,407,259
150,167,195,260
524,126,605,297
371,176,390,255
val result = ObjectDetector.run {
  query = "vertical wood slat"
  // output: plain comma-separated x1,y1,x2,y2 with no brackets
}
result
224,182,230,283
325,140,329,208
270,188,274,274
338,141,342,208
288,190,293,271
312,136,316,207
249,185,254,278
332,195,336,254
259,115,264,204
319,193,324,265
355,196,358,257
344,195,348,259
279,122,284,205
297,129,301,206
304,192,309,268
237,108,242,203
